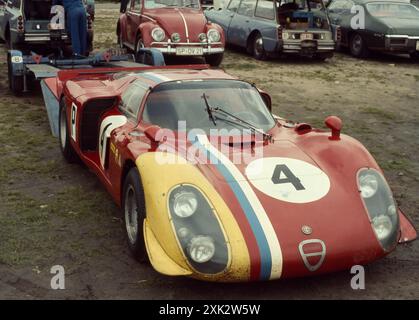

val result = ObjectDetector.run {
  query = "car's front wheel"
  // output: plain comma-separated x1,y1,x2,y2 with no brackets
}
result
59,99,79,163
205,53,224,67
123,168,148,263
350,33,369,58
249,33,267,60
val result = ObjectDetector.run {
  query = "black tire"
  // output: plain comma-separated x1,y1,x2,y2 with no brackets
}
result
249,33,267,60
58,98,79,163
7,52,24,95
122,168,148,263
349,33,369,58
205,53,224,67
134,37,146,63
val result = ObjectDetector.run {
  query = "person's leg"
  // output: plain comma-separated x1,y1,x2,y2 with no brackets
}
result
69,11,82,55
77,8,88,56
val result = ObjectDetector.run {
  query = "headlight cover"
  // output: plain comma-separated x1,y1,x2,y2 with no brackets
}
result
207,29,220,43
168,185,228,274
357,169,400,251
151,27,165,42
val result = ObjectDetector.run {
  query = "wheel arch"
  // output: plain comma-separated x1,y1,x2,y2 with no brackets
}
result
120,159,137,205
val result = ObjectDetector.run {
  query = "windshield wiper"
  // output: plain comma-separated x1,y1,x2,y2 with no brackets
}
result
202,93,217,126
211,107,273,142
201,93,273,142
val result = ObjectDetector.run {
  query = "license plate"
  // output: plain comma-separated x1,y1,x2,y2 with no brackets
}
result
176,47,203,56
416,41,419,51
301,33,313,41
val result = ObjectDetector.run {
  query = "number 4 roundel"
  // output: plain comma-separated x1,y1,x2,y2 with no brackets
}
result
245,157,331,204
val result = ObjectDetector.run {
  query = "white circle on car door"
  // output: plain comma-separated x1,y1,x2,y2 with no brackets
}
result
245,157,331,204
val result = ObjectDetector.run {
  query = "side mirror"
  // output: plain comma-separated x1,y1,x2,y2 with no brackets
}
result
144,125,162,143
258,90,272,112
325,116,342,140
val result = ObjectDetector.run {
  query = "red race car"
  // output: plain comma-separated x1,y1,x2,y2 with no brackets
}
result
117,0,225,66
43,64,417,282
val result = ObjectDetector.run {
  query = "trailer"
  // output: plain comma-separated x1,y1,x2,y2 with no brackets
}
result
6,48,166,137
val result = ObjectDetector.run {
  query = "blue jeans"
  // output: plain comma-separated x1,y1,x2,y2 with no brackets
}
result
67,7,87,55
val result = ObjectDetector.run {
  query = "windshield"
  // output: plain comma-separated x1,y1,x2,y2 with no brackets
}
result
142,80,275,135
367,2,419,18
144,0,200,9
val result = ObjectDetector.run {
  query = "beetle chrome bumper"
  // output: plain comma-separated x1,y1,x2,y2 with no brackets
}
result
150,41,224,55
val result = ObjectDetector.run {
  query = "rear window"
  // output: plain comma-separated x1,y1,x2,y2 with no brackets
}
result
255,0,275,20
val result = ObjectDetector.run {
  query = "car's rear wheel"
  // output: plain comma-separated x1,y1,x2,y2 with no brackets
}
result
350,33,369,58
7,52,24,95
205,53,224,67
250,33,267,60
123,168,148,263
59,98,79,163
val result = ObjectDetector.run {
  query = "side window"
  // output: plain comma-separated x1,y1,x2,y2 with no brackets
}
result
227,0,241,12
237,0,256,17
255,0,275,20
120,83,147,118
328,0,349,11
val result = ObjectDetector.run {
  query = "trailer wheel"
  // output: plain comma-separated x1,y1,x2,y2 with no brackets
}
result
7,53,24,95
59,98,79,163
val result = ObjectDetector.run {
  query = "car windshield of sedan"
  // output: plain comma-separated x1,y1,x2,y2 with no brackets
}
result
144,0,200,9
141,80,276,134
366,3,419,18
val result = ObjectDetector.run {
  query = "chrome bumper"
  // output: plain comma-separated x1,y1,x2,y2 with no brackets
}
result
150,41,224,55
282,40,335,53
24,33,69,42
385,35,419,52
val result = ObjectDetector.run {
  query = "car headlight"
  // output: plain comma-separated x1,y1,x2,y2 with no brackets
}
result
359,173,378,199
357,169,400,251
151,27,165,42
282,32,289,40
173,191,198,218
171,32,180,43
207,29,220,42
189,236,215,263
168,185,228,274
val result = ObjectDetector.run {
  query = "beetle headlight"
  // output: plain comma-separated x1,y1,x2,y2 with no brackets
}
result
207,29,220,42
173,191,198,218
357,169,400,251
151,27,165,42
168,185,228,274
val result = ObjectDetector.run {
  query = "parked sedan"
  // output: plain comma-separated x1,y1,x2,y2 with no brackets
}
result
117,0,225,66
205,0,336,60
327,0,419,59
